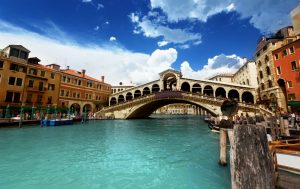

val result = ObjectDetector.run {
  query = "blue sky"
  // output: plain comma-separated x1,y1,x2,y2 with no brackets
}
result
0,0,299,84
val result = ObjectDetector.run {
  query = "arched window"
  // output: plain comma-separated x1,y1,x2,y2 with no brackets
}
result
181,82,190,92
266,66,271,75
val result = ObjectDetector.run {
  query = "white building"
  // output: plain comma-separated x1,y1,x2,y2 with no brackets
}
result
232,61,258,87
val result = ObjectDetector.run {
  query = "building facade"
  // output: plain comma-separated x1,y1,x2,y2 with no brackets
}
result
272,38,300,113
58,68,111,115
255,27,297,112
208,74,233,83
0,44,112,118
232,61,258,87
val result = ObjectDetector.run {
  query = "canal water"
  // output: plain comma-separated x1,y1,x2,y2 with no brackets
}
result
0,115,231,189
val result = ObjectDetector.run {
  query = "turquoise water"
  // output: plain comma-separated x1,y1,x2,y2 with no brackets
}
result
0,116,231,189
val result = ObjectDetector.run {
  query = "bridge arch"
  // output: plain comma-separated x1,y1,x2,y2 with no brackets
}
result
181,82,190,92
134,90,141,98
215,87,226,98
143,87,150,96
126,92,133,101
228,89,240,101
203,85,214,96
126,98,218,119
242,91,254,104
118,95,125,103
192,83,201,93
110,97,117,105
152,84,160,93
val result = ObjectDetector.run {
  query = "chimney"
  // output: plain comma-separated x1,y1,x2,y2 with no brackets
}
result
66,66,69,70
119,82,123,86
101,76,105,82
82,69,86,77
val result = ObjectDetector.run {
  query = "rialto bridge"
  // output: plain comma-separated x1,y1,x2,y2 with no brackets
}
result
95,69,273,119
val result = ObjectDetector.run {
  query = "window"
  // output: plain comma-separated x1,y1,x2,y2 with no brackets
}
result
10,63,18,71
77,93,80,98
48,84,55,91
261,83,265,91
287,81,293,88
259,71,263,79
266,66,271,75
67,77,70,83
85,94,88,99
8,77,15,85
19,51,28,60
66,91,69,97
5,91,13,102
291,61,298,70
29,68,37,75
40,71,45,77
28,80,34,88
276,66,281,75
289,47,295,54
9,48,19,58
274,54,279,60
47,96,52,104
268,80,272,88
247,79,250,85
258,61,262,67
51,73,55,79
38,82,44,91
78,80,81,85
37,95,43,103
89,94,92,99
282,49,287,57
288,93,296,100
265,55,269,62
0,60,3,68
26,94,32,103
74,79,77,84
62,76,66,82
60,90,64,96
73,92,76,98
13,93,20,103
16,78,22,86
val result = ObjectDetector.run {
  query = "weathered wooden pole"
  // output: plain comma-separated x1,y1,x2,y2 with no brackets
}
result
230,124,275,189
219,128,227,166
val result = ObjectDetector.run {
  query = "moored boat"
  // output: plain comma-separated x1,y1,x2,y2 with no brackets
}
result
269,139,300,174
42,119,73,126
207,121,220,133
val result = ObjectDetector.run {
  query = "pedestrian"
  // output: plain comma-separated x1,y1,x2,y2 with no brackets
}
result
291,112,296,128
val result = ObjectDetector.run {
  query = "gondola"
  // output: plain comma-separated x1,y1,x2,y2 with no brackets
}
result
207,121,220,133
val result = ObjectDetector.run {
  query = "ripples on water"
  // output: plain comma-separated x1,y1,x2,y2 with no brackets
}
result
0,115,230,189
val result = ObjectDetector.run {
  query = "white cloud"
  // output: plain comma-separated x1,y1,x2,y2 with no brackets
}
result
130,13,201,48
150,0,299,33
94,25,99,31
0,19,178,85
157,40,169,47
109,36,116,41
82,0,92,3
105,21,109,25
97,3,104,10
180,54,246,80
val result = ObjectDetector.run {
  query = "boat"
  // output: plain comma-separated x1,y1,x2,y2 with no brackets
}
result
207,121,220,133
42,118,73,126
269,139,300,175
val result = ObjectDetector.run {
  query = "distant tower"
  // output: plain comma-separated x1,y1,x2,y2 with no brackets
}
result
291,5,300,35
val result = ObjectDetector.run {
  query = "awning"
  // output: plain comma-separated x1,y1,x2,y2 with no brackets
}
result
287,101,300,106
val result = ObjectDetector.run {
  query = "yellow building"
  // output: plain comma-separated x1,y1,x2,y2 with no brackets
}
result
0,45,29,117
58,67,111,115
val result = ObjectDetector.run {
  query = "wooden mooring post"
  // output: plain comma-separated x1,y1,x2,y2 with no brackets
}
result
230,124,275,189
219,128,227,166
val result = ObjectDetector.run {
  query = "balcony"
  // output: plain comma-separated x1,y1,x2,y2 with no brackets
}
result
26,86,47,93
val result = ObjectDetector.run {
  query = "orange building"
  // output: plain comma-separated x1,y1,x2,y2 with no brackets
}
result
272,38,300,112
58,67,111,115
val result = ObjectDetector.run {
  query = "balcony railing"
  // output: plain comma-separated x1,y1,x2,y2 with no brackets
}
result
26,86,47,92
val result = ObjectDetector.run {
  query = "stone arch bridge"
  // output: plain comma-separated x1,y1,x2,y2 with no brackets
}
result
96,69,273,119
